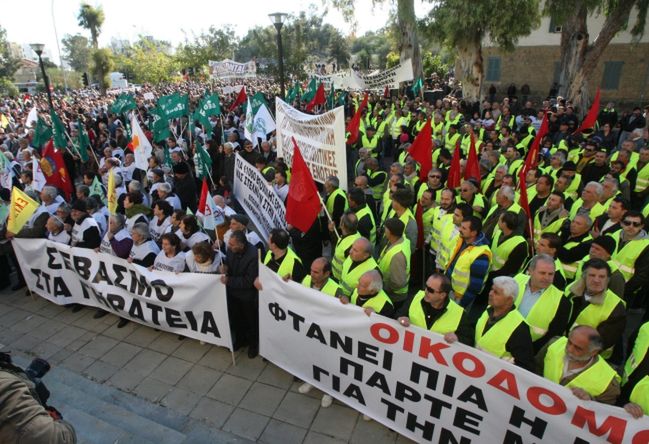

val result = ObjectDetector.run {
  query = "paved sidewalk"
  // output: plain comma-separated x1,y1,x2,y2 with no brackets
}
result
0,288,415,443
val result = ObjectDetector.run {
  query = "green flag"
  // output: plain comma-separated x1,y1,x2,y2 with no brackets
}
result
75,119,90,162
286,81,301,103
336,91,348,107
411,77,424,96
32,118,52,149
158,93,189,120
49,109,67,149
302,78,317,103
163,146,173,169
194,143,212,180
192,94,222,136
250,92,268,115
111,93,137,115
89,175,105,202
151,107,171,143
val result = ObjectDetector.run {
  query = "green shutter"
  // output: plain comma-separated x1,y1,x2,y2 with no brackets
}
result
485,57,501,82
601,61,624,90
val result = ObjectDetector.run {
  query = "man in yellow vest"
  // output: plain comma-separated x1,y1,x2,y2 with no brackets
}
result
445,215,492,308
568,181,606,221
329,212,361,281
348,189,377,246
378,218,410,305
611,211,649,302
389,187,418,249
396,273,473,345
632,146,649,210
533,232,568,290
620,321,649,417
339,237,378,297
263,229,306,282
567,258,626,359
302,257,344,298
536,325,620,405
474,276,535,371
482,185,526,240
533,191,569,244
558,214,593,281
360,126,380,158
344,269,394,318
363,157,387,203
324,176,348,227
514,254,572,353
488,211,529,282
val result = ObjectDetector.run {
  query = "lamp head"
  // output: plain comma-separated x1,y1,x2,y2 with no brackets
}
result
268,12,288,30
30,43,45,56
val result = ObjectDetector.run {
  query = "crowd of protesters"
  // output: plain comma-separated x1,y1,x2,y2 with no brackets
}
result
1,75,649,418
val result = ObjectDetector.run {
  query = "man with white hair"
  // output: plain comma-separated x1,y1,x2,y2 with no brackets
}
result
213,195,236,218
157,183,182,210
481,185,526,240
474,276,534,371
345,270,394,318
569,181,606,220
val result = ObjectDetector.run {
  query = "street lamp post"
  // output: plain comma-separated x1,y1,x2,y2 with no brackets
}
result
30,43,54,111
269,12,288,99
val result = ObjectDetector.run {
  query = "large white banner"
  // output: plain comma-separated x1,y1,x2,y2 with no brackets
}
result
209,59,256,79
259,264,649,443
311,60,414,91
14,239,232,350
232,153,286,242
275,98,348,191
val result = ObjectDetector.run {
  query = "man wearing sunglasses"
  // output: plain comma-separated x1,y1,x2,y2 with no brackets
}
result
610,211,649,304
396,273,473,346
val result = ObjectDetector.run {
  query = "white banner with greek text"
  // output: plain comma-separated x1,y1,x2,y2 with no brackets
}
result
209,59,257,79
13,238,232,350
232,153,286,242
275,98,347,191
258,264,649,443
311,60,414,91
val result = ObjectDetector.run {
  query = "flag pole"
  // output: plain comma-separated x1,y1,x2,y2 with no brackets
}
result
316,192,340,238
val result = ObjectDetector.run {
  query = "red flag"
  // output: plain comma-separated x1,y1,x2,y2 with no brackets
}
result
518,168,534,239
520,114,549,179
409,118,433,182
346,92,369,145
573,87,600,135
464,131,480,185
286,137,321,233
228,86,247,112
40,139,73,200
415,203,424,250
306,83,326,112
447,140,462,189
383,85,389,98
198,178,209,214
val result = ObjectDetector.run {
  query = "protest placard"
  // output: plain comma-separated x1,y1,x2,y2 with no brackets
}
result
14,239,232,349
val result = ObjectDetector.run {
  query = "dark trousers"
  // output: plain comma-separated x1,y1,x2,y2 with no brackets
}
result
227,293,259,349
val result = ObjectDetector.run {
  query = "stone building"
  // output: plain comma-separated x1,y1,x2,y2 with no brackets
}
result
482,11,649,104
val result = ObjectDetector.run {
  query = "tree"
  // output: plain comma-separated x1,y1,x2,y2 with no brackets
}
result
0,25,19,83
330,0,423,77
114,37,178,84
62,34,91,73
546,0,648,111
175,26,238,71
77,3,104,48
350,30,394,69
91,48,113,92
424,0,541,103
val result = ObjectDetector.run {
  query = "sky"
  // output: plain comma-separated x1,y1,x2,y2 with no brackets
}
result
4,0,431,65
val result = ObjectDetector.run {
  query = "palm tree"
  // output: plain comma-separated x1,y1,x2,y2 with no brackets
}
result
77,3,104,49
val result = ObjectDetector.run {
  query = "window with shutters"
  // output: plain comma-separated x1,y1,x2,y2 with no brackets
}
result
485,56,501,82
601,61,624,90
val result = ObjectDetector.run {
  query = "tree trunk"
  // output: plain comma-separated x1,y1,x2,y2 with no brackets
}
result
397,0,422,79
558,0,635,115
455,39,483,103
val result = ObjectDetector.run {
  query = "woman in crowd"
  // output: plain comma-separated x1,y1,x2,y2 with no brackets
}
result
149,200,173,245
179,215,211,250
152,233,186,273
129,222,160,268
185,241,223,273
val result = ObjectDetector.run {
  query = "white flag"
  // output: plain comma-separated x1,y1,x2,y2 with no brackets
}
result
244,98,254,143
130,113,153,171
32,157,47,192
25,107,38,128
253,103,276,144
0,152,13,189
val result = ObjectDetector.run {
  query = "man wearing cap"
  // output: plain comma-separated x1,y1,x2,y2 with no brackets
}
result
567,258,626,359
223,214,264,252
378,218,410,305
537,325,620,405
70,199,101,249
172,162,197,212
573,235,626,298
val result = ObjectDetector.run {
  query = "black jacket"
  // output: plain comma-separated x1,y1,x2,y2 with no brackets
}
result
225,241,259,301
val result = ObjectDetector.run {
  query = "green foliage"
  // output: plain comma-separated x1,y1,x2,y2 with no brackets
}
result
350,30,394,69
0,78,18,97
422,53,451,78
45,68,83,90
62,34,91,73
113,37,177,84
424,0,541,51
91,48,113,92
175,26,238,70
0,25,20,81
77,3,105,48
385,51,400,68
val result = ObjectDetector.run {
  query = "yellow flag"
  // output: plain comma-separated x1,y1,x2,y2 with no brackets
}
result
7,187,39,233
107,169,117,215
